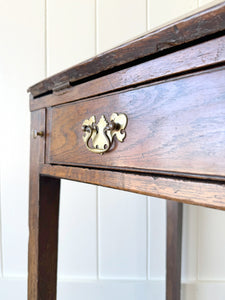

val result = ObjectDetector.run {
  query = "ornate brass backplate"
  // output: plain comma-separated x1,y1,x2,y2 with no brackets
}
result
82,113,128,154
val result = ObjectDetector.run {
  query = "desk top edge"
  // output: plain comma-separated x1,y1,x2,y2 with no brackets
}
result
28,1,225,98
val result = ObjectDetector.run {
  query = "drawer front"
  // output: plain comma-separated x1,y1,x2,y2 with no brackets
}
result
46,67,225,178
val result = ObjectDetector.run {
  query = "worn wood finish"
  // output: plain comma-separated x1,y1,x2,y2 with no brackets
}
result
47,67,225,179
166,201,183,300
28,5,225,300
28,110,60,300
28,109,45,299
30,35,225,111
40,164,225,211
28,2,225,98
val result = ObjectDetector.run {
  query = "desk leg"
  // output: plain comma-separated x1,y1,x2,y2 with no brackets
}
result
28,110,60,300
166,201,183,300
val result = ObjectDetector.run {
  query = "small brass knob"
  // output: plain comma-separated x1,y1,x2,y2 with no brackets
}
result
32,129,44,139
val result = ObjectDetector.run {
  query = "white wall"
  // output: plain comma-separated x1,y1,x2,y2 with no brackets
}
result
0,0,225,299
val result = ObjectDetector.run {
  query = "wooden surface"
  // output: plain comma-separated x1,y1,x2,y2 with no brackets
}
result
28,110,45,299
28,5,225,300
46,67,225,179
40,164,225,211
30,35,225,111
28,110,60,300
166,201,183,300
28,2,225,98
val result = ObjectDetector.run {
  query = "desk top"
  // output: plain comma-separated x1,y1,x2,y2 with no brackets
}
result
28,2,225,98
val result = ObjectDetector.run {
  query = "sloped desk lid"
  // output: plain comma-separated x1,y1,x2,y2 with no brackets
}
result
28,1,225,98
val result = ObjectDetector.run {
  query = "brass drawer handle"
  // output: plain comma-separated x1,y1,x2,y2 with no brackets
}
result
82,113,127,154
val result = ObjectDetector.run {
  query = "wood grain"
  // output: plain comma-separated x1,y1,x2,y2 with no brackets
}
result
28,2,225,98
28,7,225,300
28,110,60,300
37,176,60,300
166,201,183,300
40,164,225,211
30,35,225,111
28,109,45,299
46,67,225,179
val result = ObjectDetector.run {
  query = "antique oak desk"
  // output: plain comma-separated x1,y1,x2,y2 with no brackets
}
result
28,3,225,300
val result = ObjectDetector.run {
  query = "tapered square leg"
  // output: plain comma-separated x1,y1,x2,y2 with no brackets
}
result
28,110,60,300
166,201,183,300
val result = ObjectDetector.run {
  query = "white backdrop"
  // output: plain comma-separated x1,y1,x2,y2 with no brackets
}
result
1,0,225,299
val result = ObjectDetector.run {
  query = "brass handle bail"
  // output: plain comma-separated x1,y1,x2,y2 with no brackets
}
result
82,113,127,154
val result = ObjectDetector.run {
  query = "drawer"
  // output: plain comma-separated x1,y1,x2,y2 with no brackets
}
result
46,67,225,178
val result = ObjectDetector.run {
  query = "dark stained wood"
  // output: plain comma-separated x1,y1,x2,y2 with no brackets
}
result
28,109,45,299
166,201,183,300
28,6,225,300
40,164,225,211
28,2,225,98
30,35,225,111
46,67,225,179
28,110,60,300
37,176,60,300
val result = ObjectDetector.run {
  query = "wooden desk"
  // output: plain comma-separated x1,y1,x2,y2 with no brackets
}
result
28,2,225,299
